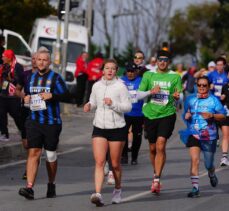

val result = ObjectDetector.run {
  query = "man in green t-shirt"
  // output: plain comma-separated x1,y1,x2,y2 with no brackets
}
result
138,50,182,194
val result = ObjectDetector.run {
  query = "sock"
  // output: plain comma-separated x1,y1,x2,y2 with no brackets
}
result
154,175,160,183
26,182,33,188
191,176,199,190
222,152,228,158
114,188,121,192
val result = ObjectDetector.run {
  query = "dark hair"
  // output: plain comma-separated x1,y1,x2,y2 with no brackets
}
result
103,59,119,70
95,52,103,59
215,57,226,65
134,50,145,59
197,76,210,86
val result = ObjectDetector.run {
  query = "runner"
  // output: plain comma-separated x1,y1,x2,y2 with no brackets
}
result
16,52,38,180
138,50,182,194
181,76,226,197
121,62,144,165
18,49,70,200
219,79,229,166
83,59,132,206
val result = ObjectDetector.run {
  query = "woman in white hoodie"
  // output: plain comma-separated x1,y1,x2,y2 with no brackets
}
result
84,59,132,207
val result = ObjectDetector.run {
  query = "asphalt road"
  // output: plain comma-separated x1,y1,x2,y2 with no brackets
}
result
0,106,229,211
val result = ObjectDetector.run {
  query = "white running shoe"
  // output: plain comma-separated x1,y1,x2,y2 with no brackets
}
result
220,157,229,167
90,193,104,207
111,189,122,204
107,171,115,185
104,161,109,176
0,134,10,142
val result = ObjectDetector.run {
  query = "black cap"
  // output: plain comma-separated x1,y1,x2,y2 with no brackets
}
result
157,50,171,59
125,62,138,71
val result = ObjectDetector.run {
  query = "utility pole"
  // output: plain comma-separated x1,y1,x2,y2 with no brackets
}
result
109,12,138,59
61,0,70,77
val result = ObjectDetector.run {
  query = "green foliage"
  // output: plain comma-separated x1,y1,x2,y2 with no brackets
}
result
114,42,135,67
169,2,223,65
0,0,55,41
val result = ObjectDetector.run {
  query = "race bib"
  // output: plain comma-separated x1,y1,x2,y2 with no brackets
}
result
129,90,138,103
214,85,222,97
30,94,47,111
151,90,169,105
2,81,9,90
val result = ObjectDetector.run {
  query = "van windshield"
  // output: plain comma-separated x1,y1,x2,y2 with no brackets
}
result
38,38,85,63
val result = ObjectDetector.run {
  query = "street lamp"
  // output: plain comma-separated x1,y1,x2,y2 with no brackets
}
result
109,12,138,59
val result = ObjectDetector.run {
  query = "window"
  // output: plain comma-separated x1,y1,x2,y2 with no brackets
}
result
7,35,30,56
38,37,85,63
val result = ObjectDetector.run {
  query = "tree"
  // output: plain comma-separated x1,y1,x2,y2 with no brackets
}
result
169,2,219,64
0,0,55,41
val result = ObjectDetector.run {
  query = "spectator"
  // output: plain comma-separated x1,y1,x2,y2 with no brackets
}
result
85,52,104,102
146,56,157,72
74,51,88,107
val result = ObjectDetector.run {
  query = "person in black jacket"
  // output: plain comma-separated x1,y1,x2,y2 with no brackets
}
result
0,49,23,141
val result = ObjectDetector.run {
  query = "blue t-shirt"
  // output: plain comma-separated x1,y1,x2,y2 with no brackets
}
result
183,93,226,141
121,76,143,117
207,70,228,99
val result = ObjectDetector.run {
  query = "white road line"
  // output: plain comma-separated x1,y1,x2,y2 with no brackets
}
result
0,147,84,170
122,166,228,203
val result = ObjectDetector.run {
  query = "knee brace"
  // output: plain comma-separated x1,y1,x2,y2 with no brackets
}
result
45,150,57,162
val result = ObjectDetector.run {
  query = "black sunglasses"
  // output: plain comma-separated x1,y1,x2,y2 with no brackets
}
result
197,84,208,87
126,69,136,73
157,57,169,62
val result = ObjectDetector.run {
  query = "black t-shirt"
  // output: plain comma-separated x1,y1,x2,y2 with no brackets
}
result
0,62,24,97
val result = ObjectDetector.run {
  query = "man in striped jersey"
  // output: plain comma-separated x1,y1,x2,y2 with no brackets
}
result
19,49,70,200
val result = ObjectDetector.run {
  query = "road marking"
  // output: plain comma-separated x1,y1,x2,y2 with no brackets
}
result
122,166,228,203
0,147,84,170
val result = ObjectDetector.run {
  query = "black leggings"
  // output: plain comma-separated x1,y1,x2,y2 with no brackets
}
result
122,116,144,161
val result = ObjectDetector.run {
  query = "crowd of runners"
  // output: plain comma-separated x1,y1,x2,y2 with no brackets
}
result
0,40,228,207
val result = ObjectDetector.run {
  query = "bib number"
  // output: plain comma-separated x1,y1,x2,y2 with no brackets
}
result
30,94,47,111
151,90,169,105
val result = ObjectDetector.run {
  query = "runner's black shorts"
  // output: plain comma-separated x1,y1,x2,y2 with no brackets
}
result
186,135,217,153
92,126,126,142
26,119,62,151
144,113,176,144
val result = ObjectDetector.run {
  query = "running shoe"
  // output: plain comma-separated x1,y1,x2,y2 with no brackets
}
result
208,173,218,187
111,189,122,204
104,161,109,176
0,134,9,142
151,181,161,194
187,187,200,198
220,157,229,167
18,187,34,200
131,160,138,165
46,183,56,198
107,171,115,185
90,193,104,207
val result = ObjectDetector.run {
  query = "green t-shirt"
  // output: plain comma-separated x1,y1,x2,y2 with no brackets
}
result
139,70,182,119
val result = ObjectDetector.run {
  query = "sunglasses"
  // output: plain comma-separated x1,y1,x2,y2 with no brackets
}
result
126,69,136,73
157,57,169,62
134,56,143,59
197,84,208,87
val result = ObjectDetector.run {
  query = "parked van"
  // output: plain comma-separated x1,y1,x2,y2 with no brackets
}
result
29,17,89,89
0,29,32,70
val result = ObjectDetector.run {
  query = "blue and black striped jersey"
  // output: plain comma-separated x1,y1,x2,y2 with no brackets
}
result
28,70,68,125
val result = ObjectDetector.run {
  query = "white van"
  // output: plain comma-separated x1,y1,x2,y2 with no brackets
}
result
29,17,89,89
1,29,32,70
